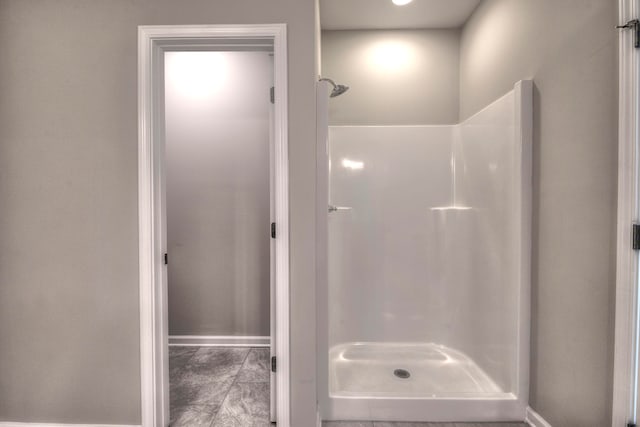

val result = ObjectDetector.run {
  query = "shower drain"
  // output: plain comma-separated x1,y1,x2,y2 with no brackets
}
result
393,368,411,379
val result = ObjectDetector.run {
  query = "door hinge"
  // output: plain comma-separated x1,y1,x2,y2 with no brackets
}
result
633,223,640,250
270,86,275,104
271,356,277,372
164,253,168,265
617,19,640,48
271,222,276,239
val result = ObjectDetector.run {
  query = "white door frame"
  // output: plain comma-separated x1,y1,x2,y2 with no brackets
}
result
613,0,640,426
137,24,290,427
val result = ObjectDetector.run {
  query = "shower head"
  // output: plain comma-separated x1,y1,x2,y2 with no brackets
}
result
330,84,349,97
319,77,350,98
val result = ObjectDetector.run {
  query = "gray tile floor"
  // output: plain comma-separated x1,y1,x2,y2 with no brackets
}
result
169,346,271,427
170,346,527,427
323,423,527,427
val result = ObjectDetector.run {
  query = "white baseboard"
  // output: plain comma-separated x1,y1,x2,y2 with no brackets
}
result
168,335,270,347
526,406,552,427
0,423,139,427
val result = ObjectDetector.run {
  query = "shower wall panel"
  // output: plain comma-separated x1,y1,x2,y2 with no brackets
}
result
451,90,520,392
328,126,454,346
327,86,527,398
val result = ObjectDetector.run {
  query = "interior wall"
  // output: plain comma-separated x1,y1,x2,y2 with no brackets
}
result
0,0,317,425
321,29,460,125
460,1,617,426
165,51,272,337
315,0,322,77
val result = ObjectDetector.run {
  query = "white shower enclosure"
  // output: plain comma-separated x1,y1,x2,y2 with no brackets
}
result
317,81,532,422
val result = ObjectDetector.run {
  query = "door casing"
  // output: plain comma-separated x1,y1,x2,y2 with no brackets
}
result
613,1,640,426
137,24,290,427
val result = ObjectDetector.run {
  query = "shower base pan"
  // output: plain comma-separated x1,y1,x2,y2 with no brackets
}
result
325,342,526,422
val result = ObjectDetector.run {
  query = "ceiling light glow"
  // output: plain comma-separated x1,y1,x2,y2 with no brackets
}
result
392,0,413,5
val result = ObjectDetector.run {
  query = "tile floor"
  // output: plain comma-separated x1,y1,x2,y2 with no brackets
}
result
170,346,527,427
322,423,527,427
169,346,271,427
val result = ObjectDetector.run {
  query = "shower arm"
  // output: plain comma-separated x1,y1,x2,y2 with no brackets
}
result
319,77,338,88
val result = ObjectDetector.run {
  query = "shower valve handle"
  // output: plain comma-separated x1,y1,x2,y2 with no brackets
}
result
328,205,352,213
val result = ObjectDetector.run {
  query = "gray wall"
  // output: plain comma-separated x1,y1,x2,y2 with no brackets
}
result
0,0,317,425
165,51,272,337
322,29,460,125
461,1,617,426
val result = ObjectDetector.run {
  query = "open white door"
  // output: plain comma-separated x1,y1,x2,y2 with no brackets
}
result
269,90,277,423
613,1,640,426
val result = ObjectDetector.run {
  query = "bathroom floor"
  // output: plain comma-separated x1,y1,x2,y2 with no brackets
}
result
170,346,527,427
170,346,271,427
323,423,527,427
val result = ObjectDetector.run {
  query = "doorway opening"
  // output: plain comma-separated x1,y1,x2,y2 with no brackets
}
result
165,49,273,426
138,25,290,427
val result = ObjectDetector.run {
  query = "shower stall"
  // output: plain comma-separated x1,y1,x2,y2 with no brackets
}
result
317,80,532,422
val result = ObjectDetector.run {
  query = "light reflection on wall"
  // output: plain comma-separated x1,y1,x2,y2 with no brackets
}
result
342,158,364,170
365,40,416,75
322,29,460,124
164,52,229,99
